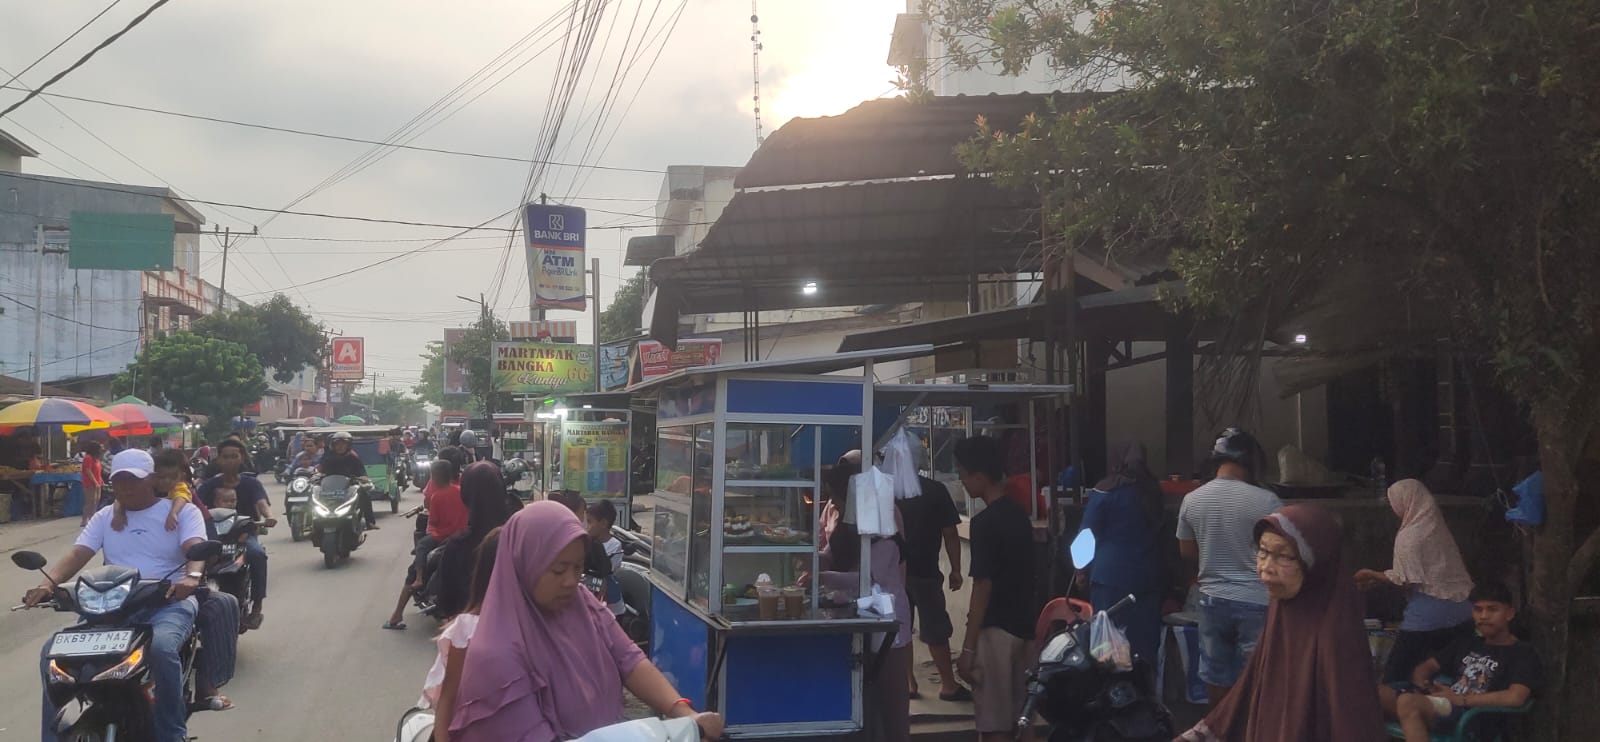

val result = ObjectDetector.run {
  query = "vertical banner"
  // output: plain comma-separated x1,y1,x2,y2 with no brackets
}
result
442,328,469,395
561,419,628,499
599,341,633,391
328,337,365,381
524,203,588,311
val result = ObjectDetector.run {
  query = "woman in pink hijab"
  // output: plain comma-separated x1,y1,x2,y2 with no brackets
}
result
449,501,723,741
1355,479,1475,683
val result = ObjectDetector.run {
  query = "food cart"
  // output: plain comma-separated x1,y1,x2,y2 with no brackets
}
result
637,348,933,738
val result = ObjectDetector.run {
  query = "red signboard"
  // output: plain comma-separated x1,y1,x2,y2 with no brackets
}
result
634,339,722,383
328,337,365,381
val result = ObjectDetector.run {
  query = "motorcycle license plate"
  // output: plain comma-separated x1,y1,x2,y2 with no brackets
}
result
49,629,133,657
285,496,309,504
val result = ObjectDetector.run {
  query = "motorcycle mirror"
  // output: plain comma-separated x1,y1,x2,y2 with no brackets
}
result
11,551,47,571
185,541,223,562
1069,530,1096,570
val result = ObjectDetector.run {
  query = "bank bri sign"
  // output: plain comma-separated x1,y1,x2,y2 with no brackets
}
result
524,202,587,311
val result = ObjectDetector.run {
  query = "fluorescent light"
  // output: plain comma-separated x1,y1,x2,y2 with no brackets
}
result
801,281,818,295
1293,333,1309,345
581,404,593,409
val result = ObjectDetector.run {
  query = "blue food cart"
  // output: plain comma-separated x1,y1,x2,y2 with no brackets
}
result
636,348,935,738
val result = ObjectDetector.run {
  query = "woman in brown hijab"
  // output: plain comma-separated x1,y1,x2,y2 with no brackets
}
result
1178,504,1385,742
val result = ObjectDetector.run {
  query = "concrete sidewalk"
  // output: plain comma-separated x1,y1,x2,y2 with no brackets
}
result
0,516,83,556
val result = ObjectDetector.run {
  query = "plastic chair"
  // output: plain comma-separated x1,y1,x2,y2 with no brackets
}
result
1385,678,1533,742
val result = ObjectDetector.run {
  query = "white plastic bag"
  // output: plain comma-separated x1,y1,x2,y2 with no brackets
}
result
574,717,701,742
857,584,896,619
879,429,923,500
848,466,898,536
1089,610,1133,671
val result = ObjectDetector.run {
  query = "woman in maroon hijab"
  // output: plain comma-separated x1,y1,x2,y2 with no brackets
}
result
1178,504,1385,742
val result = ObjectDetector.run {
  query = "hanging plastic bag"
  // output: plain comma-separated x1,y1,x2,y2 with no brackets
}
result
1089,611,1133,672
879,429,923,500
1505,471,1545,527
849,467,897,536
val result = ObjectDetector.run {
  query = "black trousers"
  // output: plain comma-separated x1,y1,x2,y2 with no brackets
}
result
1383,621,1473,683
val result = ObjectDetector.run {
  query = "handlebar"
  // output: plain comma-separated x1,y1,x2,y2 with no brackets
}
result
1104,593,1137,617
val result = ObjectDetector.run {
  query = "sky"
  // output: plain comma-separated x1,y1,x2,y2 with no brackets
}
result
0,0,908,393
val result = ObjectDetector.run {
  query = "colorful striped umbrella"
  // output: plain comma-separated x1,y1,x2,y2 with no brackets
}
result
0,398,120,430
103,403,184,437
301,417,332,427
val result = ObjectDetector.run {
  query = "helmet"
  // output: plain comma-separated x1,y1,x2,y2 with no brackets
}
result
503,457,529,481
459,429,478,448
329,431,353,444
1211,427,1261,470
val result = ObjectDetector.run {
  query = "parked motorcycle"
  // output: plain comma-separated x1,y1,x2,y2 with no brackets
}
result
401,505,448,622
308,474,368,568
611,527,652,647
283,468,316,542
10,542,222,741
206,508,261,629
1020,531,1173,742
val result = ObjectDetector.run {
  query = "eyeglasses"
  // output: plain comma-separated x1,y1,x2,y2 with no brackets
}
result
1254,547,1300,569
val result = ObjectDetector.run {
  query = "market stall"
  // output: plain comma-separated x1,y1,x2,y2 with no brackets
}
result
638,348,935,737
0,398,120,522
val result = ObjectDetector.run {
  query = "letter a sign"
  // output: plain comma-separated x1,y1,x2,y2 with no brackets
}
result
329,337,364,381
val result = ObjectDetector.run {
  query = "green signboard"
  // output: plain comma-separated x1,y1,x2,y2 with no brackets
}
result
491,341,595,395
67,212,175,270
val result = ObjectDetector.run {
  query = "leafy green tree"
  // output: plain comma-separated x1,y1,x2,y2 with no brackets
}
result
371,389,427,427
447,312,511,416
192,294,325,383
930,1,1600,735
413,341,447,408
115,332,267,436
600,270,648,343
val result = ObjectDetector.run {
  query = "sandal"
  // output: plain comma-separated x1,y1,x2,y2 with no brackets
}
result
197,695,235,711
939,687,974,702
382,621,408,631
244,613,264,630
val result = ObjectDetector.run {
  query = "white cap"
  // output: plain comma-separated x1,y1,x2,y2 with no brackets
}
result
109,449,155,479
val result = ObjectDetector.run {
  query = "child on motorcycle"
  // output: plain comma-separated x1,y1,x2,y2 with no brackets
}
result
112,448,200,533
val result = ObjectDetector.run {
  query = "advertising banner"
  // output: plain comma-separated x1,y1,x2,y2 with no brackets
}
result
524,203,587,311
442,328,469,395
599,341,632,391
634,338,723,383
560,419,628,499
68,212,175,270
491,341,594,395
328,337,365,381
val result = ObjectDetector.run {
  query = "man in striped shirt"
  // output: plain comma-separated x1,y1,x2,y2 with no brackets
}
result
1178,427,1283,708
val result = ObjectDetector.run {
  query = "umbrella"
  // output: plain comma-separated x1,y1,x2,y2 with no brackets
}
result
109,395,149,406
0,398,120,429
336,415,365,425
302,417,332,427
103,403,184,437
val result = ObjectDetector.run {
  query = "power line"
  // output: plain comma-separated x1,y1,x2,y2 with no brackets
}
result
0,0,128,92
0,292,140,332
0,0,174,120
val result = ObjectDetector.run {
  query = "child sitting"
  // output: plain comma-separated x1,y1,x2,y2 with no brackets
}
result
113,448,198,532
213,486,239,511
1379,581,1543,742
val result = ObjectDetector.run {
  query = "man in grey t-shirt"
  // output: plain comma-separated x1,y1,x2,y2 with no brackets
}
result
1178,427,1283,708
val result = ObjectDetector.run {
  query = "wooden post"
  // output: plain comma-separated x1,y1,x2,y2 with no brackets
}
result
1165,314,1195,477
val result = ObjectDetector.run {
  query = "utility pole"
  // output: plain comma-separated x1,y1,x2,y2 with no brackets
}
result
371,371,380,416
213,225,257,308
32,224,70,398
590,257,601,392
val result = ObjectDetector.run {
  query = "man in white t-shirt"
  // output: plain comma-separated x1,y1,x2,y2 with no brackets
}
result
22,449,208,742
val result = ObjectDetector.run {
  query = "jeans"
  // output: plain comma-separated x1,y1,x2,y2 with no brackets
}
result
243,534,268,603
1196,592,1267,687
41,596,197,742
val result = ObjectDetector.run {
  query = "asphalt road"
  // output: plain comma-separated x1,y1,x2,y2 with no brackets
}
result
0,488,438,741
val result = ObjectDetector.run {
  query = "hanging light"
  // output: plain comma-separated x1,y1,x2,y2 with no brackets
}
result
801,281,818,295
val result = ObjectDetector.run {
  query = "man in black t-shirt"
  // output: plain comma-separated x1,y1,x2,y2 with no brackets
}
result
901,474,970,701
954,436,1035,742
319,432,377,529
1381,582,1542,742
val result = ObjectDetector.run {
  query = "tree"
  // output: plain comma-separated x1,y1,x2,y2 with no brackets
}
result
600,270,648,343
930,1,1600,736
413,341,448,408
371,389,427,427
114,332,267,436
446,312,511,417
192,294,325,383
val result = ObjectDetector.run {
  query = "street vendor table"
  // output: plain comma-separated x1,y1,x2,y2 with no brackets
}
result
31,471,84,519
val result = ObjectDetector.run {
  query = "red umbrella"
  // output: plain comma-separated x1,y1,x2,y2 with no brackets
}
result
103,403,184,438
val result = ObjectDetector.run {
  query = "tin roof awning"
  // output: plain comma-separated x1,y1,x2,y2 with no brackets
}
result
628,345,936,393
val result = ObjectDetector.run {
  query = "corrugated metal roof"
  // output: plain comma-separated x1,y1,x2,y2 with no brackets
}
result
736,92,1107,189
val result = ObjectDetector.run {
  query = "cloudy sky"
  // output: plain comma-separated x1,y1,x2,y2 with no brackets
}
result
1,0,907,392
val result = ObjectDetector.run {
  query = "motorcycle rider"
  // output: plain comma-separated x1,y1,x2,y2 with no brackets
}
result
291,435,322,472
195,439,277,629
383,450,466,629
22,449,208,742
320,431,377,529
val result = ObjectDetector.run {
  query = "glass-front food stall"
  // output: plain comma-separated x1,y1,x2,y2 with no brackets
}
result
639,349,931,737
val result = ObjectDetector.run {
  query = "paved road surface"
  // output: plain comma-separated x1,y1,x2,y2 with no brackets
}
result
0,489,437,741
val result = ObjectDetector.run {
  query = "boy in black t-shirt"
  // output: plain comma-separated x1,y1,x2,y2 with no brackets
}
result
954,436,1036,742
1380,582,1542,742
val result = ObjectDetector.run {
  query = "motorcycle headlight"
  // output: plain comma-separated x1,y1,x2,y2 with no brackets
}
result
290,478,310,494
1039,631,1077,664
76,580,131,615
334,499,357,515
312,499,332,516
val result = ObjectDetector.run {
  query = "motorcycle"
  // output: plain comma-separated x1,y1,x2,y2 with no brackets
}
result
1019,531,1173,742
206,508,261,629
410,447,434,485
611,527,653,647
283,468,316,543
10,542,223,741
308,474,369,568
401,505,448,622
393,450,414,493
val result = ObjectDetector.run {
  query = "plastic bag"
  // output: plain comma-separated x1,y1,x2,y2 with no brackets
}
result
1506,471,1545,527
848,467,898,536
574,717,701,742
879,429,923,500
1089,611,1133,671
